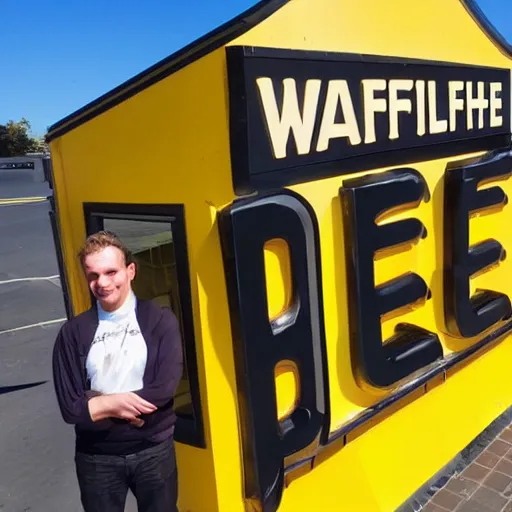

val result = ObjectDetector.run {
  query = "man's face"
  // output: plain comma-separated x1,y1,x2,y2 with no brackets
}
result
83,246,136,312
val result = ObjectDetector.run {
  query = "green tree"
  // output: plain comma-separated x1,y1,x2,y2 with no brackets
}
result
31,135,50,154
0,125,10,157
0,118,44,157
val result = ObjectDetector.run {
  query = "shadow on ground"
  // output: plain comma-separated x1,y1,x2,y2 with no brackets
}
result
0,381,47,396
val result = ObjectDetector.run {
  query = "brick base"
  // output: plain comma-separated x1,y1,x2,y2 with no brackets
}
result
397,407,512,511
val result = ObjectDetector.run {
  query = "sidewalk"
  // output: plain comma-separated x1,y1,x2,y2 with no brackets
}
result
423,423,512,511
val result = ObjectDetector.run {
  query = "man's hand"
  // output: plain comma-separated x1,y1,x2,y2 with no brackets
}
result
88,392,157,422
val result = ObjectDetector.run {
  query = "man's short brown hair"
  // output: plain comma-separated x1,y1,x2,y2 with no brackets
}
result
78,231,134,268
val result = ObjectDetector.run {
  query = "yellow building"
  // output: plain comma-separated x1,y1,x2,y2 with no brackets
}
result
46,0,512,510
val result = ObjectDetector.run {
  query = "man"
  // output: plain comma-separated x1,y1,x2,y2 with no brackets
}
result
52,230,183,512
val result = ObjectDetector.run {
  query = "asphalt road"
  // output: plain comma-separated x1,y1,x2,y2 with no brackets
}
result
0,177,138,511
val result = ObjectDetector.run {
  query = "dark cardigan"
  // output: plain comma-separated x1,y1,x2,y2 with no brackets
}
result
52,298,183,455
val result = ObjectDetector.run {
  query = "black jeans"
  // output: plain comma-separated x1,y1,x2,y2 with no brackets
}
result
75,437,178,512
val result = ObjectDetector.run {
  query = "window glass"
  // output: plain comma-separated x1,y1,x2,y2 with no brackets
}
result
103,218,193,419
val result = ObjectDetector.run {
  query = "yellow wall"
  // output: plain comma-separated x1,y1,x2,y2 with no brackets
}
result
48,0,512,510
49,48,239,512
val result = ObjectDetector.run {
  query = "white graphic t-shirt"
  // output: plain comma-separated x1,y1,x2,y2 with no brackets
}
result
86,291,148,394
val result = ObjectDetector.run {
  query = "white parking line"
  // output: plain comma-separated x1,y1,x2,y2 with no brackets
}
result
0,275,60,286
0,318,66,336
0,198,47,207
0,196,47,203
0,196,47,202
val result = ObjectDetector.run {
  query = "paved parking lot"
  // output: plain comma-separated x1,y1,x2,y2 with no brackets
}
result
0,177,139,511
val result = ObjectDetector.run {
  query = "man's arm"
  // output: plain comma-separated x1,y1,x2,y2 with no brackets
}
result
52,325,156,427
52,324,104,428
87,393,156,422
135,308,184,407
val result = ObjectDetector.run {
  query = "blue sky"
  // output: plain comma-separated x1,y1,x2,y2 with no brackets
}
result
0,0,510,136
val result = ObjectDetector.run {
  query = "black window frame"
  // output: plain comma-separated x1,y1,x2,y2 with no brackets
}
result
83,202,205,448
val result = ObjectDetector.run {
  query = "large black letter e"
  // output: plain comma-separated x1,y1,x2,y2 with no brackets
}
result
444,150,512,338
341,168,443,388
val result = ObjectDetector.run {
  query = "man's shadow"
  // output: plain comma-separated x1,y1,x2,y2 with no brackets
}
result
0,381,46,396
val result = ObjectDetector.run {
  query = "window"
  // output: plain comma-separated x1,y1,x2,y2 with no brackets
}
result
84,203,205,448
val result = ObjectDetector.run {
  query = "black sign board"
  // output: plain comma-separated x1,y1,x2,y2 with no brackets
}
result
227,46,511,195
0,161,35,170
